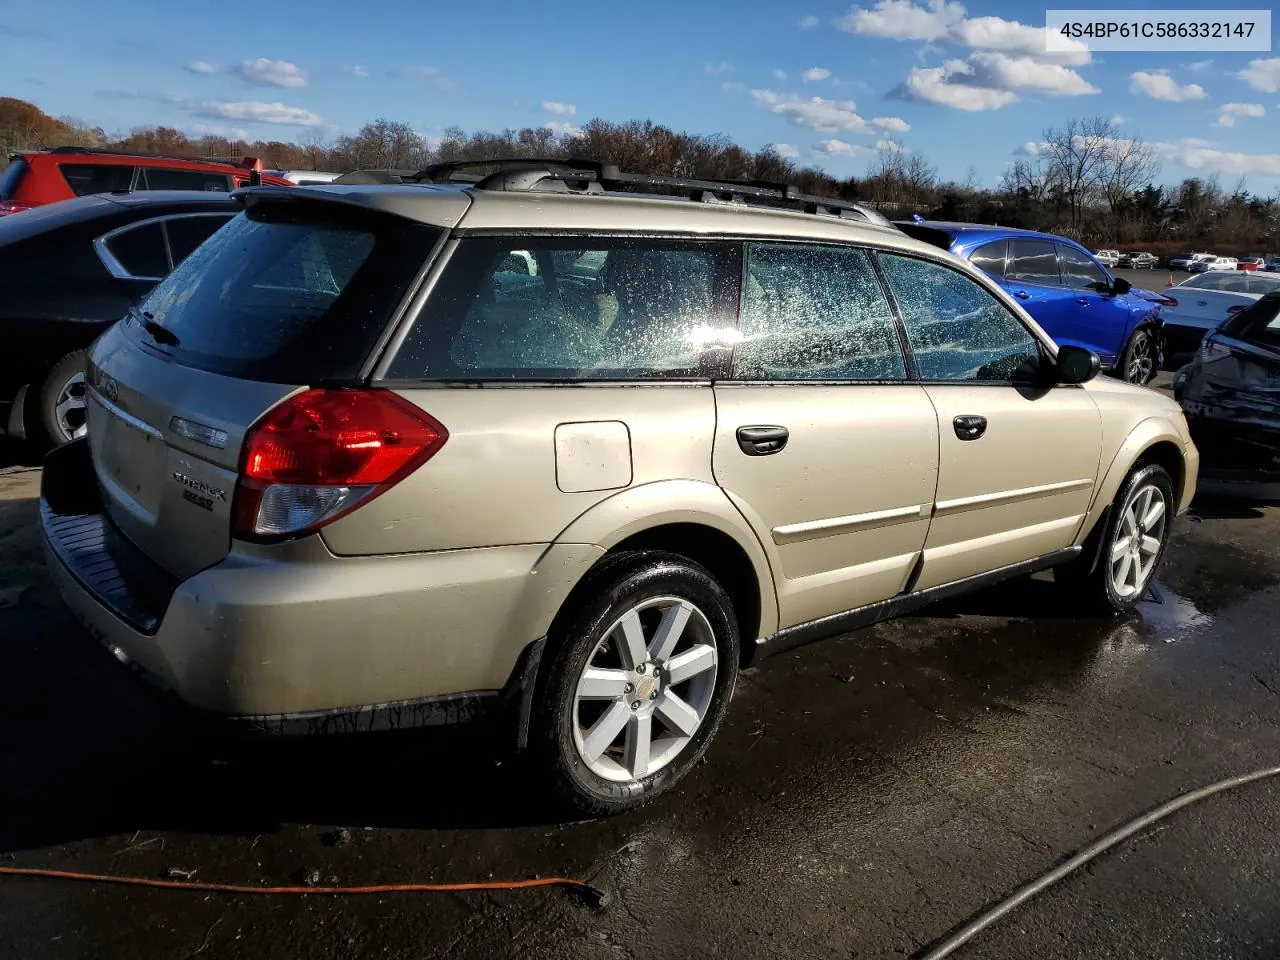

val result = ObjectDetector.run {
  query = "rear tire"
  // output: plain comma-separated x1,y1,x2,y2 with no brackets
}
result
36,350,89,447
1055,463,1175,613
530,551,739,816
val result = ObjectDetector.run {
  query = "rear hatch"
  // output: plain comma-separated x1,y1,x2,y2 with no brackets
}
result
85,188,461,580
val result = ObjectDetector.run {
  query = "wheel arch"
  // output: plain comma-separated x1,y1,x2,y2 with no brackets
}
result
1077,419,1189,546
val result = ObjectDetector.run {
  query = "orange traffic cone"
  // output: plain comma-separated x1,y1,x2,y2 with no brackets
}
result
1169,272,1175,286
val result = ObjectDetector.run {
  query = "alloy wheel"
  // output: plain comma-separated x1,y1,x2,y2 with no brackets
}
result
55,371,88,441
1126,331,1155,384
1109,483,1168,599
572,596,719,782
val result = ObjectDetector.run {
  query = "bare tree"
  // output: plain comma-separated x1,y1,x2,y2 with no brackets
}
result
1099,134,1160,216
1040,116,1117,233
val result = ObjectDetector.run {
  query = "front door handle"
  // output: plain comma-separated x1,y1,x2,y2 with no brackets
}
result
953,415,987,441
1076,297,1090,305
737,425,789,456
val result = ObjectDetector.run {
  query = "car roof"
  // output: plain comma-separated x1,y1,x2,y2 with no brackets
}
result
901,220,1083,247
0,191,238,244
240,181,945,257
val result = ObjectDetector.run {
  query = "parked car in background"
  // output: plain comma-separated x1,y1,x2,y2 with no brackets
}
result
1264,256,1280,272
0,147,291,216
1169,252,1214,270
1190,256,1238,273
1118,251,1158,269
0,191,238,446
1174,292,1280,498
1158,271,1280,357
267,169,343,185
38,159,1197,815
896,220,1167,383
1094,249,1120,267
1238,257,1266,271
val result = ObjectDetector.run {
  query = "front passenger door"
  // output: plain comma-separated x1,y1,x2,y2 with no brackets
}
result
1057,243,1128,363
877,253,1103,591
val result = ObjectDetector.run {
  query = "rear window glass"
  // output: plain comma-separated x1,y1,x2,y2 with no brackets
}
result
59,163,135,196
132,203,439,382
387,237,738,380
0,158,28,199
1223,296,1280,349
106,222,169,278
137,167,230,192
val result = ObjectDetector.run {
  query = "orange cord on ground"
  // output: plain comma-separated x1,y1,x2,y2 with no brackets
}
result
0,865,606,905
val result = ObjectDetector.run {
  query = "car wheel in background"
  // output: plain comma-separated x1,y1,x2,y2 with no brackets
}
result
1055,463,1175,613
531,551,740,816
36,350,90,447
1117,325,1159,385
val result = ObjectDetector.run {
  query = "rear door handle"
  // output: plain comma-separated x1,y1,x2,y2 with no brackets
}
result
1013,290,1030,300
737,425,789,456
1076,297,1090,305
953,415,987,441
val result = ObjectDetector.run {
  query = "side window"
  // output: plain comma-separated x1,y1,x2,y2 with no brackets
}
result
58,163,135,197
735,242,905,381
386,237,736,379
138,168,231,192
164,215,234,267
879,253,1044,382
1007,239,1061,286
1058,244,1107,290
968,240,1007,279
101,222,169,279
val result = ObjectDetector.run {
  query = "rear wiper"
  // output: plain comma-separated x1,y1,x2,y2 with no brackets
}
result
130,307,180,347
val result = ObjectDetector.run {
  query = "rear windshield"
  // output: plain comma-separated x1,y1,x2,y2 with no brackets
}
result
131,201,439,382
1221,296,1280,350
0,158,27,200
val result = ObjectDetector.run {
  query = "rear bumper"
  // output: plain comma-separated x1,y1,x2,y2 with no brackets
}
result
41,438,602,728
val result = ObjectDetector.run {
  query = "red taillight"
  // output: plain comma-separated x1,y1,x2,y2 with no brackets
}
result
232,389,447,542
1159,297,1178,308
0,201,32,216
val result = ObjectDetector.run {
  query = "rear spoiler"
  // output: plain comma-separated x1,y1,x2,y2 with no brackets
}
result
332,169,418,185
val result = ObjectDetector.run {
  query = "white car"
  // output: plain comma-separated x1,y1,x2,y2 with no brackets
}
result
1094,249,1120,267
267,169,343,185
1160,270,1280,353
1189,256,1237,273
1169,252,1213,270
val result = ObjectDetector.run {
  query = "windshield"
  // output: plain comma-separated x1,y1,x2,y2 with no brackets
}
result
133,203,439,382
0,158,28,200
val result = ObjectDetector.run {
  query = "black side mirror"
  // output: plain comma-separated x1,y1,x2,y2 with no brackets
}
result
1056,345,1101,384
1111,276,1132,295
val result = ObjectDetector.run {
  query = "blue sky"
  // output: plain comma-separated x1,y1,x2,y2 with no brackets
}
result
5,0,1280,191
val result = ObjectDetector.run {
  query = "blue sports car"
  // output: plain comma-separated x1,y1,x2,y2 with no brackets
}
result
896,220,1168,384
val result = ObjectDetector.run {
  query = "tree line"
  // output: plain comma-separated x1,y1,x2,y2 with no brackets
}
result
3,96,1277,254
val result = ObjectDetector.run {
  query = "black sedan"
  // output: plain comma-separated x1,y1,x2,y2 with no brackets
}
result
0,191,238,446
1174,292,1280,498
1119,251,1158,269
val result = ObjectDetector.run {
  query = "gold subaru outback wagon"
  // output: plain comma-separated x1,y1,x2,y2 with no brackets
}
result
41,160,1198,814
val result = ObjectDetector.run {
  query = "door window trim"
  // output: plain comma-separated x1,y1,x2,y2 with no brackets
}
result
94,212,236,282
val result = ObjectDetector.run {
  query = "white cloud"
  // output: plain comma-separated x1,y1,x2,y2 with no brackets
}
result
544,121,584,137
876,138,906,152
705,62,734,76
1215,102,1265,128
893,61,1018,111
344,65,369,79
542,100,577,115
1154,138,1280,177
872,115,911,132
1238,58,1280,94
397,66,458,91
769,142,800,158
1015,140,1048,156
966,51,1098,95
1111,114,1126,125
813,138,872,157
799,14,820,28
188,99,322,126
232,58,309,89
189,123,249,140
772,68,788,80
185,60,216,76
839,0,1090,65
1130,70,1206,102
751,89,874,133
1187,59,1214,72
803,66,832,82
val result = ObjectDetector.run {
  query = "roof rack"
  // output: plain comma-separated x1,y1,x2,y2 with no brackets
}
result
408,157,892,225
46,145,256,170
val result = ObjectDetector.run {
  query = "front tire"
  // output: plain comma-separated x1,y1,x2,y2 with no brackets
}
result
1056,463,1175,613
1117,325,1159,385
531,551,740,816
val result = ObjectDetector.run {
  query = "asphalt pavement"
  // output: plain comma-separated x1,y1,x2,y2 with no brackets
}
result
4,411,1280,958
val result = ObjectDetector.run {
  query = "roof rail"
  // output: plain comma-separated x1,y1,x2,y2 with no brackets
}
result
410,157,891,225
45,145,252,169
331,168,419,185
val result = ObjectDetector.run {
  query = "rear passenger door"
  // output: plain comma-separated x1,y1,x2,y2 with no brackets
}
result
877,253,1102,590
1002,238,1067,339
711,242,939,630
